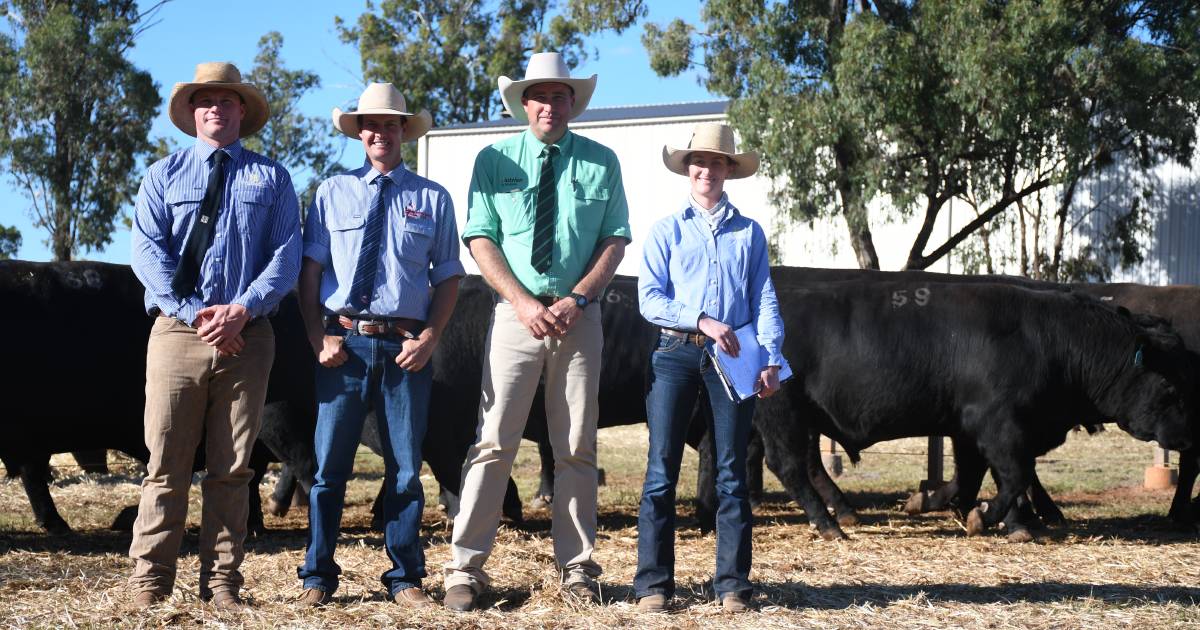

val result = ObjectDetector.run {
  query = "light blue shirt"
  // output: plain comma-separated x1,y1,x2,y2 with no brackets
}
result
639,197,785,367
131,139,302,324
303,161,465,320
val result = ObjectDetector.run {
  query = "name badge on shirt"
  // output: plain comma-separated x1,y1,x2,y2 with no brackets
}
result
405,204,429,220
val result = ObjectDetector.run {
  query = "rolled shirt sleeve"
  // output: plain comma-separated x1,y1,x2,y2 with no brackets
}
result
430,191,466,285
598,149,632,242
302,183,332,268
461,148,502,245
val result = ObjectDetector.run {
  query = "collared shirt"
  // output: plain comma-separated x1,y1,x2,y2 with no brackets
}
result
462,129,632,297
639,197,785,367
303,161,465,320
131,139,302,324
691,192,730,233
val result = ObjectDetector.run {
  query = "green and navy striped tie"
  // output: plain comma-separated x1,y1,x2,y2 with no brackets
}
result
531,145,558,274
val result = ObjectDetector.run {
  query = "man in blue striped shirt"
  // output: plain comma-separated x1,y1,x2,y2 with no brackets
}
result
128,62,301,611
295,83,463,608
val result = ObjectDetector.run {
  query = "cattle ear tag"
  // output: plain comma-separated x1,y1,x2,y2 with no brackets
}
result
1133,346,1145,368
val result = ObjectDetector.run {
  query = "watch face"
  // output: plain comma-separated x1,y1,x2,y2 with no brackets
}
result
575,295,588,308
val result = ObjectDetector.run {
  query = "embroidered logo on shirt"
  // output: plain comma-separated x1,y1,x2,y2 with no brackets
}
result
404,204,429,220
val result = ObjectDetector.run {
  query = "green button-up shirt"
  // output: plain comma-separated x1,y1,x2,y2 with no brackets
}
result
462,129,632,297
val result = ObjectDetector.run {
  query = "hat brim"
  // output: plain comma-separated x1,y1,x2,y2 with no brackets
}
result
498,75,596,123
662,146,759,179
332,107,433,143
169,82,270,139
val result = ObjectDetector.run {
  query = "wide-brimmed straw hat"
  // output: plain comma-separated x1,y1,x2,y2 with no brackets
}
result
498,51,596,124
332,83,433,142
662,122,760,179
169,62,269,138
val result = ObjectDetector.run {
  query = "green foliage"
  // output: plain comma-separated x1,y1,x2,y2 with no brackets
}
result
242,31,341,210
0,0,161,261
0,223,20,259
337,0,647,130
644,1,1200,274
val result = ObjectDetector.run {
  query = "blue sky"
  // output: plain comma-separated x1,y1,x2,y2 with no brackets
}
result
1,1,714,263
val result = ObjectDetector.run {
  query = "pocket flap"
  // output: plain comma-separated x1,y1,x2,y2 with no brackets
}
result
328,213,365,231
165,186,204,206
574,183,610,201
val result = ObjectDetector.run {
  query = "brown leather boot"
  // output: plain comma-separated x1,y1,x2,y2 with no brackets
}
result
442,584,477,612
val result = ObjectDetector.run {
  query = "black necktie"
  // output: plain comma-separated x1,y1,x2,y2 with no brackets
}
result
172,150,229,300
531,145,558,274
348,175,392,311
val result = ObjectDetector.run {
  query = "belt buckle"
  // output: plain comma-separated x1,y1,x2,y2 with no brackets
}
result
354,319,379,335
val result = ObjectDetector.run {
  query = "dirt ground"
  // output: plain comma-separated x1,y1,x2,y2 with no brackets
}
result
1,426,1197,629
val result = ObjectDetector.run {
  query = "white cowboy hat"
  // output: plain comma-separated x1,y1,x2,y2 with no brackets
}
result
169,62,269,138
662,122,760,179
498,51,596,123
332,83,433,142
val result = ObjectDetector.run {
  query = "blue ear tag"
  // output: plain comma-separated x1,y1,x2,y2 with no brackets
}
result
1133,346,1144,367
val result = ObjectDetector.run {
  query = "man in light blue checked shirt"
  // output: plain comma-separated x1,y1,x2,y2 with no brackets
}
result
128,63,301,611
295,83,463,608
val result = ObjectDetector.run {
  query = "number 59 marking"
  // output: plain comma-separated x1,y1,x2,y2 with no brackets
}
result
892,287,931,308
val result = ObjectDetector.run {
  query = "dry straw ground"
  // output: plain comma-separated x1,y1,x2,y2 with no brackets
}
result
1,426,1197,629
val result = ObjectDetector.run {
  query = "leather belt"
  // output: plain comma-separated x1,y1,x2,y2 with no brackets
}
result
330,315,423,339
661,327,709,347
497,295,566,308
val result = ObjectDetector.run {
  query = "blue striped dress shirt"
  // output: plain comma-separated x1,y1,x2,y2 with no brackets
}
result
303,162,465,320
131,139,303,324
639,196,786,367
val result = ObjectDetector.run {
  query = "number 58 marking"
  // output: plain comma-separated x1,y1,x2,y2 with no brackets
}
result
892,287,931,308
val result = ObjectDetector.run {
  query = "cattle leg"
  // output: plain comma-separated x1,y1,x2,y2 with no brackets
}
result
966,453,1033,537
19,457,71,535
1027,472,1065,526
71,449,110,475
754,394,846,540
246,446,272,538
1168,448,1198,529
530,437,555,510
806,428,858,526
267,464,298,517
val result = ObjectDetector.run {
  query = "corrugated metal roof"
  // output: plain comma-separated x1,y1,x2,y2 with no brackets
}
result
432,100,730,131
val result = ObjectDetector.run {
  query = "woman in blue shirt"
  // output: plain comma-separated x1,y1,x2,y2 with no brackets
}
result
635,122,786,613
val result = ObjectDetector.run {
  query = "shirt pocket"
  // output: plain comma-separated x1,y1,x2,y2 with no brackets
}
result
396,218,434,265
570,182,610,242
233,186,273,237
165,186,205,235
494,186,537,237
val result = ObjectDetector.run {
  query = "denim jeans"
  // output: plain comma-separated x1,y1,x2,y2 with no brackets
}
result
634,333,755,601
298,328,432,596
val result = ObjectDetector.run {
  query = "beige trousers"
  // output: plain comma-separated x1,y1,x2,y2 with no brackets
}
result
128,316,274,597
445,302,603,591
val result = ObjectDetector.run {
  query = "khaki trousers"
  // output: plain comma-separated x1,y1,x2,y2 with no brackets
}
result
128,316,274,597
445,302,603,590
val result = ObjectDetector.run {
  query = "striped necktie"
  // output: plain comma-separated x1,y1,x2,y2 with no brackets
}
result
172,149,228,299
531,145,558,274
348,175,391,311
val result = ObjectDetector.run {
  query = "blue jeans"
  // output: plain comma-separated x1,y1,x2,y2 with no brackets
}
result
635,333,755,601
297,329,432,596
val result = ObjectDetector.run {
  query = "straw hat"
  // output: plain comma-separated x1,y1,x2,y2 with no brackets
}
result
498,52,596,124
332,83,433,142
169,62,269,138
662,122,760,179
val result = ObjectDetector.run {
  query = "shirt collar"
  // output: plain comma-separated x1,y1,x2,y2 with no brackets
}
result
681,193,738,223
194,139,242,164
357,158,408,186
523,128,574,157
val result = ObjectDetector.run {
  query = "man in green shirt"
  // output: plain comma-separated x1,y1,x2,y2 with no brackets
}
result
443,52,631,612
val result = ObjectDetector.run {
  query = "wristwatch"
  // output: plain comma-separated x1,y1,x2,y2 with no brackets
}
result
569,292,589,308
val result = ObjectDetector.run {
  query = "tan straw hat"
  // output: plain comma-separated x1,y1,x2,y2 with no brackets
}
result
498,51,596,124
169,62,269,138
332,83,433,142
662,122,760,179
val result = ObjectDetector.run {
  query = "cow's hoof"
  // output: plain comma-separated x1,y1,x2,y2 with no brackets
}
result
42,519,72,537
265,498,289,518
965,507,986,537
597,468,607,487
530,495,552,511
818,526,848,541
1006,528,1035,543
837,511,860,527
110,505,139,531
904,491,928,515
